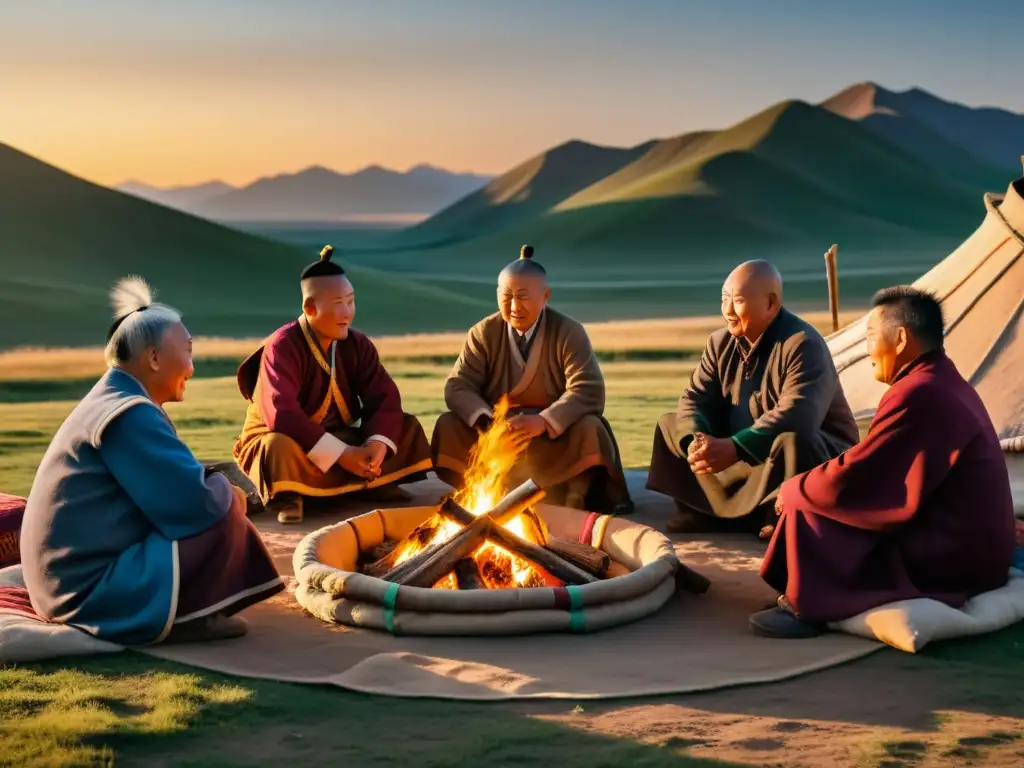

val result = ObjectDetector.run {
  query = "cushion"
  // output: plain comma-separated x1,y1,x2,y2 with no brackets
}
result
0,494,25,568
832,568,1024,653
0,566,123,663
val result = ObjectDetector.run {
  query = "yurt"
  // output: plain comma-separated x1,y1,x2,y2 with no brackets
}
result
827,173,1024,513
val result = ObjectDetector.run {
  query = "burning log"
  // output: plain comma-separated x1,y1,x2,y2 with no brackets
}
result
479,520,597,586
390,514,492,588
545,538,610,578
437,497,609,580
380,479,546,585
362,519,441,578
453,557,486,589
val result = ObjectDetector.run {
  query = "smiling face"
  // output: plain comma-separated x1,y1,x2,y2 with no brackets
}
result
497,272,550,333
139,321,194,404
303,275,356,341
721,264,780,342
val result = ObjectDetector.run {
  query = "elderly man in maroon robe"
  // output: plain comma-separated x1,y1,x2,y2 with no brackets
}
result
233,246,432,524
750,286,1017,638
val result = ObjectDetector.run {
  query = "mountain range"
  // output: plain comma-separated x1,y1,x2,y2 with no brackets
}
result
2,81,1022,348
117,165,493,223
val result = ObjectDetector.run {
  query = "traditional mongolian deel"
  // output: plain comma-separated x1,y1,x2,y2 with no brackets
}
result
761,350,1018,624
431,307,629,512
293,504,679,635
647,307,859,519
20,369,284,646
233,317,432,500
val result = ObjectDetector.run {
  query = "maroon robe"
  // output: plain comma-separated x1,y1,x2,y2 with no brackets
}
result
232,318,431,500
761,350,1016,623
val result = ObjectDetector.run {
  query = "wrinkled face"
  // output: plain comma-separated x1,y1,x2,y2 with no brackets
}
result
866,306,905,385
304,276,356,341
721,271,775,341
149,322,194,403
498,273,550,333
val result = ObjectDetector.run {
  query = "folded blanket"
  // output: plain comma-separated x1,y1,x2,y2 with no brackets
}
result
0,494,26,568
0,566,123,663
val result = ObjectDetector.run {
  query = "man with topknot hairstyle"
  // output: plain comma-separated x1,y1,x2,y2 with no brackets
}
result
232,245,432,524
431,245,633,515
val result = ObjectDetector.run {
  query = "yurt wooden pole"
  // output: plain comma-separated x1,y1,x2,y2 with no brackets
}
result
824,244,840,332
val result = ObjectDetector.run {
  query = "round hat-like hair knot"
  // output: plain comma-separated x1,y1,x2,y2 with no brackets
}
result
320,244,334,261
520,244,534,260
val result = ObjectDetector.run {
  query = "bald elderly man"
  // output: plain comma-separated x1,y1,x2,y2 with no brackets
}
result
646,260,859,534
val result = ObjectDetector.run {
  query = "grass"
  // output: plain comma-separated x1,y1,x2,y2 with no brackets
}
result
0,656,749,768
1,617,1022,766
1,318,1019,766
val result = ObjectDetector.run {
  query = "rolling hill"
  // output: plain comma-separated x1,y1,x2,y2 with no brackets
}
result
117,164,492,223
378,99,987,270
820,82,1018,187
0,145,490,350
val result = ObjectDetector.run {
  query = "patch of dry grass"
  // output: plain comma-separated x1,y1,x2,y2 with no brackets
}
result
0,311,862,381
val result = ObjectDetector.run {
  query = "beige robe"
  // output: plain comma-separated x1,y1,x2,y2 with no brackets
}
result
430,308,629,511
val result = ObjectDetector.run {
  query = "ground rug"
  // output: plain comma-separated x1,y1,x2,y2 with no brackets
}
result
141,472,884,700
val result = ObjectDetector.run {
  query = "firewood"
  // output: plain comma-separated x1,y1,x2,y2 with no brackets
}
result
481,520,597,586
381,481,547,583
606,561,630,579
675,563,712,595
362,516,444,577
388,515,491,588
453,557,486,589
544,537,610,578
359,539,399,567
437,499,602,581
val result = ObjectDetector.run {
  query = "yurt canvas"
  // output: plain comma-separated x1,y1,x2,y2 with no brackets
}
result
827,174,1024,514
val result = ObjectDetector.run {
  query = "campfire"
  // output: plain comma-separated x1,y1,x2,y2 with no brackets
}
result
360,397,627,589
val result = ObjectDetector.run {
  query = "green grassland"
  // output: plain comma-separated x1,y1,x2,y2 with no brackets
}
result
2,97,1006,351
0,359,694,497
1,358,1022,767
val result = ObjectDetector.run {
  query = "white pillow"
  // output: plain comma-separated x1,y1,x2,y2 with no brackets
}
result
0,565,124,663
832,569,1024,652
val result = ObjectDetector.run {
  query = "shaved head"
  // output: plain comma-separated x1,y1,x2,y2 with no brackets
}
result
721,260,784,342
302,273,355,342
727,260,783,299
301,273,352,302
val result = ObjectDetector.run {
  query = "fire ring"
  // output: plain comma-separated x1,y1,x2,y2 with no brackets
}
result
292,503,680,635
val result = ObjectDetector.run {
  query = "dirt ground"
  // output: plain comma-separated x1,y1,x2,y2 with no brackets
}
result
514,650,1024,767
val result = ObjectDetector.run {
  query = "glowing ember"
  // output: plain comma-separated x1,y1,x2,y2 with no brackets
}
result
391,396,549,588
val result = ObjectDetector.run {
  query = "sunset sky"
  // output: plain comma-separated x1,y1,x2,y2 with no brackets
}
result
3,0,1021,188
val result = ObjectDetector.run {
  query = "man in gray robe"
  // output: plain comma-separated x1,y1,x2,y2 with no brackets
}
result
646,261,860,534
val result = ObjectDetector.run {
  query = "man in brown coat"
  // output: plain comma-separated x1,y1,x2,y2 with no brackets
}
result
646,260,859,534
431,246,633,515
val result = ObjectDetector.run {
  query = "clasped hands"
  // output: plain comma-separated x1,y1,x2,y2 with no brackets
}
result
337,440,388,480
686,432,739,475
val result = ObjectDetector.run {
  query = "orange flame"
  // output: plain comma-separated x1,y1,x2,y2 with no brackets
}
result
391,396,549,588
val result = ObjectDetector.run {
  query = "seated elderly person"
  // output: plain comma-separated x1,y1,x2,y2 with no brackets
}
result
20,277,284,646
430,245,632,514
751,287,1017,638
646,260,860,533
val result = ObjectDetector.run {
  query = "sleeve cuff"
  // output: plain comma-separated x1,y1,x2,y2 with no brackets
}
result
538,409,563,438
466,406,493,428
366,434,398,455
731,427,774,465
307,432,349,473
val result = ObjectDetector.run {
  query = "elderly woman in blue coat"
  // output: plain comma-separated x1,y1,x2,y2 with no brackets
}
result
20,276,283,645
